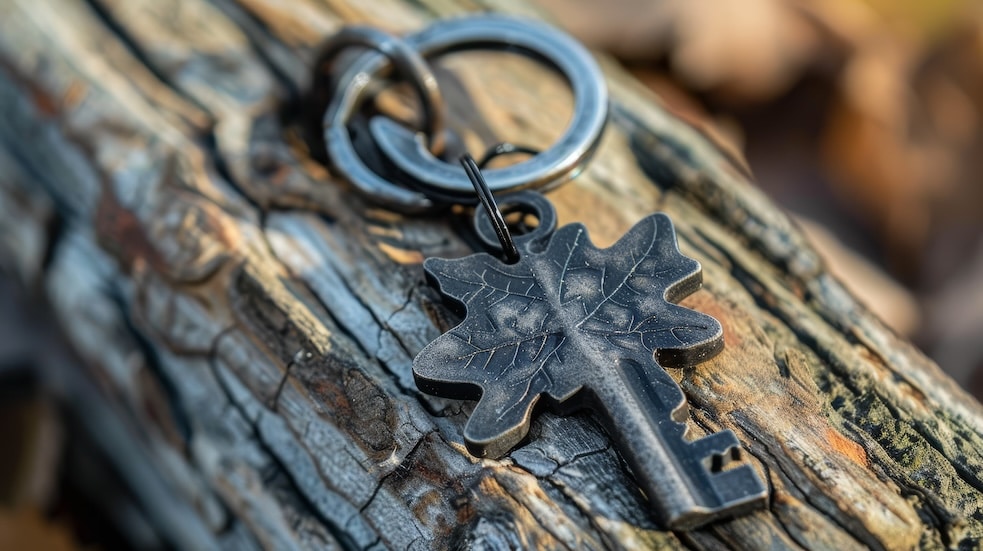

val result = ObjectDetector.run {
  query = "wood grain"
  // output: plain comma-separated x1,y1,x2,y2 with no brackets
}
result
1,0,981,549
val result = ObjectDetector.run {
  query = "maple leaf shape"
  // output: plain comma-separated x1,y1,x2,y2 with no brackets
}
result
414,213,723,458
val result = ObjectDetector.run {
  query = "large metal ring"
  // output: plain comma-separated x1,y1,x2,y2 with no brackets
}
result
323,15,609,212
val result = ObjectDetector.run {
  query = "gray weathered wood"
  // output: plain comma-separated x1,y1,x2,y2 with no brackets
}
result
1,0,982,549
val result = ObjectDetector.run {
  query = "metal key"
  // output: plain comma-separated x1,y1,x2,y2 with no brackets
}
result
413,191,767,529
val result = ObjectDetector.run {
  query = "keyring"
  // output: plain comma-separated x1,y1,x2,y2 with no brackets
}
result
312,15,768,530
322,15,609,211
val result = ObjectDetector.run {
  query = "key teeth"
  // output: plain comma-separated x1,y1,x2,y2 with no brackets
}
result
662,458,768,530
709,445,743,473
688,430,768,509
688,429,741,462
706,464,768,509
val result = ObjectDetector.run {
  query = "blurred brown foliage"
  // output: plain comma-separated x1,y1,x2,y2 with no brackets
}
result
538,0,983,397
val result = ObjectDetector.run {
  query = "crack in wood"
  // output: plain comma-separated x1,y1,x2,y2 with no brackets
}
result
208,327,380,550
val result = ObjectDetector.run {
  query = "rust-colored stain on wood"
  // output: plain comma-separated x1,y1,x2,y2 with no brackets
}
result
681,291,742,348
823,427,869,468
61,81,86,111
94,187,166,274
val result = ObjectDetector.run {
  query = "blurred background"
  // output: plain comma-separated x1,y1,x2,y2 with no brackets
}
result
536,0,983,398
1,0,982,548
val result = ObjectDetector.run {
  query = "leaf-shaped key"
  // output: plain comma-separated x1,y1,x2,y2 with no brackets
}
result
414,192,767,529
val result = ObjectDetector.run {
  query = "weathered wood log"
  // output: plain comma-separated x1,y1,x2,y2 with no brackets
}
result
1,0,982,549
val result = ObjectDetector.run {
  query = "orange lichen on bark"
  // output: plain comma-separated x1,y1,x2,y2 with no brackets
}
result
824,427,869,467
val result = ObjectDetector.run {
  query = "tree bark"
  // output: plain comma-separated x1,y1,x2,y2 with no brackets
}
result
1,0,982,549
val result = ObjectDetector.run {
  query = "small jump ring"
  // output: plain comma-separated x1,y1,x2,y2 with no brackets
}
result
316,26,445,155
461,154,519,263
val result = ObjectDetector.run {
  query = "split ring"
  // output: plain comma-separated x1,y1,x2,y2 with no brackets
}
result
315,26,445,154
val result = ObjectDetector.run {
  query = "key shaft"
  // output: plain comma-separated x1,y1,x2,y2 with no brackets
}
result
580,354,767,529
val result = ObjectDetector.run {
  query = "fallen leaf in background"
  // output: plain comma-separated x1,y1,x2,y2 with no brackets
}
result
0,386,71,548
823,1,983,282
0,508,86,551
0,390,62,506
664,0,823,100
538,0,827,101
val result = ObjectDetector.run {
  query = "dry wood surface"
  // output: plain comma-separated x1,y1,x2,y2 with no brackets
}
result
1,0,983,549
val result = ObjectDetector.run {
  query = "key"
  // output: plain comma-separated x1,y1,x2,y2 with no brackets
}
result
413,192,767,529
